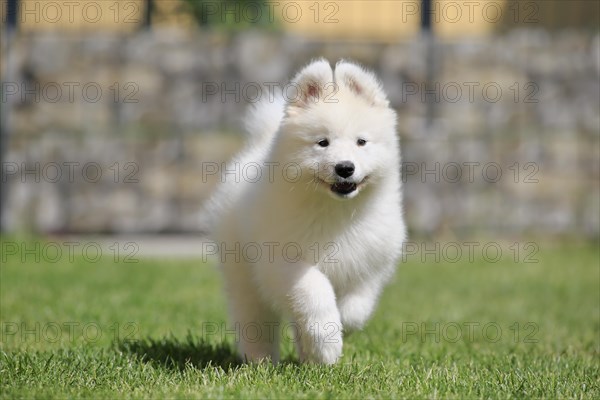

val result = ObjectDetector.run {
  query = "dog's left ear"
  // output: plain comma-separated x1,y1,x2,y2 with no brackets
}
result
335,61,389,108
288,59,334,112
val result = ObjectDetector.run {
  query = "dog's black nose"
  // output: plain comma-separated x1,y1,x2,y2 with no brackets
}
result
335,161,355,178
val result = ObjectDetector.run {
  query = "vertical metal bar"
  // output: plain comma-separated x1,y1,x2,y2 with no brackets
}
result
421,0,435,130
421,0,432,32
144,0,153,28
1,1,19,232
6,0,18,30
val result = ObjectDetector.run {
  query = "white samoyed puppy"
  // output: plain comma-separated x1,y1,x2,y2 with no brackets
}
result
204,59,405,364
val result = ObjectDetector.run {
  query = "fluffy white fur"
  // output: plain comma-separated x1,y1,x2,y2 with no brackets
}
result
205,59,406,364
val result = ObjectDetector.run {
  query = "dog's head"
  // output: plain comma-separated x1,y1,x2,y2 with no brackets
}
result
279,59,399,200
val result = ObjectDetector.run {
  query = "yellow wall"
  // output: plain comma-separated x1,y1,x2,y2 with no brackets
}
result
4,0,506,39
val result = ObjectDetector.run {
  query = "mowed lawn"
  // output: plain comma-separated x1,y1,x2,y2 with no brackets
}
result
1,238,598,399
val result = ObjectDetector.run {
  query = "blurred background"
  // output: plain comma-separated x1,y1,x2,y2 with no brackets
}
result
1,0,598,244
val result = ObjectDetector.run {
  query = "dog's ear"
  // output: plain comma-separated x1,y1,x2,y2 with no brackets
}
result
287,59,334,112
335,61,389,108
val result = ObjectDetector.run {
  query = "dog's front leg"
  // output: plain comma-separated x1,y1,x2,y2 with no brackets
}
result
258,262,343,364
337,277,385,332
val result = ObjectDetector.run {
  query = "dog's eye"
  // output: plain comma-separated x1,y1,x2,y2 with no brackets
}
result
317,139,329,147
357,138,367,146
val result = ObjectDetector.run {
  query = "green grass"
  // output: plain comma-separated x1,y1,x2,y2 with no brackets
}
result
1,238,598,399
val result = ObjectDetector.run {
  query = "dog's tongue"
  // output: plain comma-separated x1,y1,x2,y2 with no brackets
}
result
331,182,357,195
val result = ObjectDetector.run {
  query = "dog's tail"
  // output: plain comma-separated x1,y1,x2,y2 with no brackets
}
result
200,95,285,234
243,94,285,143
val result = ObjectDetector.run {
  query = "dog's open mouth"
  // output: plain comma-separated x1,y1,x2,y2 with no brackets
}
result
319,176,369,197
331,181,357,195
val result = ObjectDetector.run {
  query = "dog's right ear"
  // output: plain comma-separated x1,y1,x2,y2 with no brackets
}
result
335,61,389,108
287,59,333,113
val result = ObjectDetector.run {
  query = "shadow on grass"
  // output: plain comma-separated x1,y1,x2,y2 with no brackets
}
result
118,334,242,371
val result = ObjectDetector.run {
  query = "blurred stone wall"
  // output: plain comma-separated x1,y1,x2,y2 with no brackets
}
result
1,29,598,237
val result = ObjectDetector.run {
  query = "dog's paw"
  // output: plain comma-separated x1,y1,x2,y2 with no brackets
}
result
299,320,343,364
313,334,343,365
338,293,376,332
